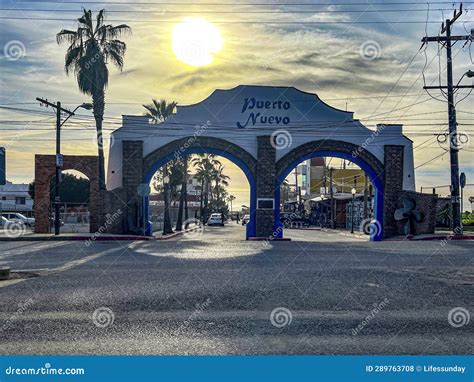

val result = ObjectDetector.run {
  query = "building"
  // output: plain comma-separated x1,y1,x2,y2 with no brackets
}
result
0,180,34,217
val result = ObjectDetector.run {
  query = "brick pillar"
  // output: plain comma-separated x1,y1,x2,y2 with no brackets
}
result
256,136,276,238
34,155,53,233
122,141,144,234
383,145,404,238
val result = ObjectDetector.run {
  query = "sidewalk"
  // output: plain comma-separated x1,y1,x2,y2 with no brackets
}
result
0,231,153,242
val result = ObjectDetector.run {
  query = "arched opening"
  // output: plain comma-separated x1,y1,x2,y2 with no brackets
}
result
33,154,99,234
275,142,384,241
52,170,91,233
142,144,257,240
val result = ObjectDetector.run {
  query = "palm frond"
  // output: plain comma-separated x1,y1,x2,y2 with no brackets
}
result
56,29,78,45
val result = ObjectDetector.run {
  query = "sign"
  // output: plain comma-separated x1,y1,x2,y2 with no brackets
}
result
460,172,466,188
55,153,64,168
257,198,274,210
237,97,291,128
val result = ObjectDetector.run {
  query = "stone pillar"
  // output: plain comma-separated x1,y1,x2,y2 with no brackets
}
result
383,145,404,238
255,136,276,238
122,141,144,234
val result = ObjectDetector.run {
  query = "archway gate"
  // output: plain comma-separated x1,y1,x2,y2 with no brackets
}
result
34,155,99,233
106,85,415,240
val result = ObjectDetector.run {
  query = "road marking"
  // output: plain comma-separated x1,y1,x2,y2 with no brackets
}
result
0,246,124,289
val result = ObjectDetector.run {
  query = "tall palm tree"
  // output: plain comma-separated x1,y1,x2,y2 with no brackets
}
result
211,164,230,211
142,99,177,235
57,9,131,190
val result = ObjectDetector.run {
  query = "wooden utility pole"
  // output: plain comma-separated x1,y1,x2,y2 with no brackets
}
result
421,3,473,235
36,97,74,235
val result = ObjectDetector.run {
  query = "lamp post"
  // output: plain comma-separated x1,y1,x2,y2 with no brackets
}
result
162,174,173,235
351,187,356,234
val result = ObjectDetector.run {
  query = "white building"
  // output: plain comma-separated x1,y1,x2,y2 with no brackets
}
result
0,181,34,216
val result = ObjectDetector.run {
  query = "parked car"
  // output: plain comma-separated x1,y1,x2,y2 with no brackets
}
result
241,214,250,225
207,213,224,226
2,212,35,227
0,216,14,228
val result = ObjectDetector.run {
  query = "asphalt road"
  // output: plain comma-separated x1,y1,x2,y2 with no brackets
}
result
0,225,472,355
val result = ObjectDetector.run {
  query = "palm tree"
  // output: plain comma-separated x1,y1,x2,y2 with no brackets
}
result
143,99,177,234
57,9,131,190
211,164,230,212
143,99,177,123
191,154,221,222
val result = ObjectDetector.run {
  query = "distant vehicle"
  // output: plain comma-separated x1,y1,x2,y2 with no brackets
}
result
0,216,14,228
2,212,34,227
242,214,250,225
207,213,224,226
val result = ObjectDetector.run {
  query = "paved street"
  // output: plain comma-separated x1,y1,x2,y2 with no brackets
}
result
0,225,472,355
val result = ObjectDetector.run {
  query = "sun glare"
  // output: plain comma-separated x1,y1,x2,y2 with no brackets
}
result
172,18,223,67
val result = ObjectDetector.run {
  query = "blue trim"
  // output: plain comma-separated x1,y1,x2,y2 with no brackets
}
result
276,150,384,241
143,147,257,239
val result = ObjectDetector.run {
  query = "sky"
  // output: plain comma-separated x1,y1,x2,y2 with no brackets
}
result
0,0,473,208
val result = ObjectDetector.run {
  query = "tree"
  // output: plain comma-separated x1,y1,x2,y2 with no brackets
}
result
57,9,130,190
29,174,90,205
210,163,230,212
143,99,177,235
191,154,222,222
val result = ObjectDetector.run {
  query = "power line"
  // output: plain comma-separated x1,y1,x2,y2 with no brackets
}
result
2,7,471,13
11,1,474,5
415,151,448,169
1,16,469,23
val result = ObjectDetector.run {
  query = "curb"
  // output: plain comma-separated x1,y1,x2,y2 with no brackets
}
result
409,235,474,241
154,226,202,240
248,237,292,241
0,234,153,242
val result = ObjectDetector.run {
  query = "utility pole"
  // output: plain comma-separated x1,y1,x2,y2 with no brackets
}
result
421,3,473,236
36,98,74,235
329,167,334,229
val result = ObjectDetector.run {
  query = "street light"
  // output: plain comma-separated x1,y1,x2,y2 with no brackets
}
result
162,174,173,235
350,187,357,234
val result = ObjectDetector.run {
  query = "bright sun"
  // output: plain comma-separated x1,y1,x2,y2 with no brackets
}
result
172,18,223,67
